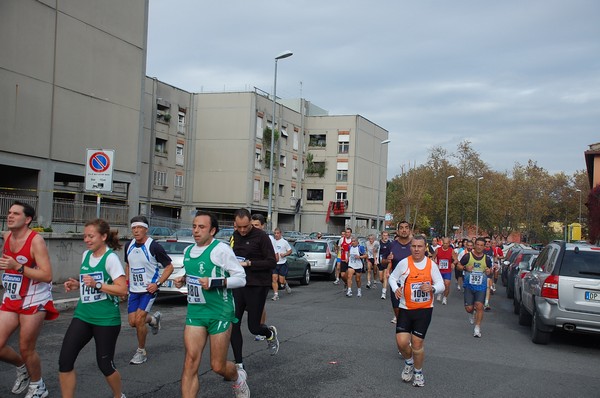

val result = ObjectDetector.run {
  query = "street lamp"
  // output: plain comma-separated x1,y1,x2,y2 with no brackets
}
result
476,176,484,236
376,139,391,231
444,175,455,237
267,50,293,231
576,188,582,224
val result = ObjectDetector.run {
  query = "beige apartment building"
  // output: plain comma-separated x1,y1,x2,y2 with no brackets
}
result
1,0,389,235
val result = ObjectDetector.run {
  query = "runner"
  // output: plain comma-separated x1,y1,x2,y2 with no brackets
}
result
231,208,278,371
250,214,275,341
457,237,493,337
432,237,457,305
173,211,249,398
378,231,392,299
337,228,352,288
365,234,379,289
388,235,444,387
346,237,367,297
124,216,174,365
482,238,495,311
0,201,58,398
333,230,346,285
271,228,293,301
387,221,413,323
455,239,472,291
58,218,128,398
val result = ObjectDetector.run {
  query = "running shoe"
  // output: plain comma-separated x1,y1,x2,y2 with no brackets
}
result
457,285,461,291
366,281,372,289
267,326,279,356
12,367,30,394
491,284,497,292
412,371,425,387
285,284,292,294
233,368,250,398
469,313,474,325
381,290,386,300
235,363,245,370
346,288,352,297
391,317,397,324
401,362,414,382
442,297,447,305
357,288,362,297
130,348,147,365
484,304,491,311
121,394,127,398
474,325,482,338
271,293,279,301
436,294,442,302
150,311,161,335
254,334,266,341
24,381,48,398
333,278,340,285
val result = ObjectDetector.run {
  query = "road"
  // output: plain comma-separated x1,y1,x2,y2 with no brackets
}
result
1,278,599,397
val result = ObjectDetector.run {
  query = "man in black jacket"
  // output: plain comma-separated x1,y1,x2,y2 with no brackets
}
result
230,208,278,371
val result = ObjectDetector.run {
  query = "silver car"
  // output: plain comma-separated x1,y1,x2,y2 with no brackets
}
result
519,240,600,344
155,238,194,294
293,239,337,280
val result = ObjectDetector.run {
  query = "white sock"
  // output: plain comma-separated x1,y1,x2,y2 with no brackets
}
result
17,364,27,374
405,357,414,365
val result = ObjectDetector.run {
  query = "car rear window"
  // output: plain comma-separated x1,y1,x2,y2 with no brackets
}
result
295,242,327,253
559,250,600,280
158,241,192,255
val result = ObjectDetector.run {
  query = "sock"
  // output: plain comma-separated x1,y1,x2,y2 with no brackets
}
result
137,348,146,354
29,378,43,387
17,364,27,374
414,368,422,374
405,357,414,365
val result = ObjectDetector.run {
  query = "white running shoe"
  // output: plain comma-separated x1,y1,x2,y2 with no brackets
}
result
381,289,386,300
12,366,30,394
130,348,147,365
333,278,340,285
346,288,352,297
357,288,362,297
401,362,414,382
254,334,265,341
436,294,442,302
457,285,462,291
271,293,279,301
391,317,397,324
150,311,161,335
285,284,292,294
233,368,250,398
412,372,425,387
474,325,482,338
24,381,48,398
267,326,279,356
366,281,372,289
442,297,447,305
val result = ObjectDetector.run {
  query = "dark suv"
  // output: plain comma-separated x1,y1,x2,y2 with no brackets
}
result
519,240,600,344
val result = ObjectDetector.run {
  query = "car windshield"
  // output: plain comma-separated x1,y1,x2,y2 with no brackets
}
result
560,250,600,280
295,242,327,252
215,228,233,239
157,241,193,255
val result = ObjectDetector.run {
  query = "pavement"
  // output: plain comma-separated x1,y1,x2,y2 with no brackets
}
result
51,283,80,312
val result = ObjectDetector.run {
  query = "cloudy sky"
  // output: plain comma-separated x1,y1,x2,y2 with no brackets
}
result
146,0,600,179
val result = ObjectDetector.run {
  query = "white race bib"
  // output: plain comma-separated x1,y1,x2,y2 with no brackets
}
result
80,272,107,303
410,282,431,303
186,276,206,304
131,267,147,289
469,272,484,285
2,273,23,301
439,259,449,270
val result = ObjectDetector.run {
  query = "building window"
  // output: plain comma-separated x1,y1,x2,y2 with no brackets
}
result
293,131,299,150
336,170,348,182
155,138,167,155
309,134,326,147
177,111,186,133
307,189,324,201
256,116,263,139
291,188,296,198
336,190,347,202
338,134,350,153
174,173,184,188
255,148,262,170
281,126,288,137
292,158,298,179
279,184,284,196
176,144,184,166
154,171,167,186
280,154,286,168
253,180,260,202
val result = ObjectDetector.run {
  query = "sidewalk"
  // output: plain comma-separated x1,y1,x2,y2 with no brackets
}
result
51,283,80,312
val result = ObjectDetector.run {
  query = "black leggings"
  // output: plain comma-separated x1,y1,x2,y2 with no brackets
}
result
231,285,272,363
58,317,121,376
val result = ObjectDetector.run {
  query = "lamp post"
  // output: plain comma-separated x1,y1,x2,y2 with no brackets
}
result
376,139,391,231
267,50,293,231
476,176,483,237
576,188,582,224
444,175,455,237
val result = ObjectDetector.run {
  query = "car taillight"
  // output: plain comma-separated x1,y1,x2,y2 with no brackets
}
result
541,275,559,299
326,246,331,259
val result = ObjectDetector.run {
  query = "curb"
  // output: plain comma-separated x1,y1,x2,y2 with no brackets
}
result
54,298,79,312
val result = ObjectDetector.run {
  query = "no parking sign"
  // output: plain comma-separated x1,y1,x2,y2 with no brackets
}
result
85,149,114,192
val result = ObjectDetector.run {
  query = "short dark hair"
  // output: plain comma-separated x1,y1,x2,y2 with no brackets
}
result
194,210,219,235
251,213,266,225
397,220,410,229
12,201,35,226
130,215,149,225
476,237,486,245
233,208,251,221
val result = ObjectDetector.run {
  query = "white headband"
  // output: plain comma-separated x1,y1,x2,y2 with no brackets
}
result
131,222,149,229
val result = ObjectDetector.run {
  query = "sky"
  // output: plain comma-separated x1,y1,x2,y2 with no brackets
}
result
146,0,600,179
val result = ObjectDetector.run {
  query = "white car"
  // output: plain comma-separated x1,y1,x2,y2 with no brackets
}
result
293,239,337,280
156,238,194,294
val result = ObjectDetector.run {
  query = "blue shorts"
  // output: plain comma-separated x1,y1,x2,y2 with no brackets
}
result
273,263,289,277
463,288,486,306
441,272,452,281
127,291,157,314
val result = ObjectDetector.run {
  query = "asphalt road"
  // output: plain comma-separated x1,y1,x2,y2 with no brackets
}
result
1,278,599,397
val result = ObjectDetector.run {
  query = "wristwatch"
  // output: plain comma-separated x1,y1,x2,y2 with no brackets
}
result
95,281,103,290
432,286,436,294
156,281,163,288
17,265,25,274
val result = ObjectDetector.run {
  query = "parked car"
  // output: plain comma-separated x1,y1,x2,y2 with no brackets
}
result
170,228,193,237
513,253,538,314
519,240,600,344
282,231,307,242
293,239,337,280
147,226,174,237
506,248,539,299
501,244,530,286
284,247,311,286
155,238,194,294
215,227,234,243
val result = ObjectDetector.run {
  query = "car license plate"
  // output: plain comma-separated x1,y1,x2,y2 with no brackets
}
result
584,291,600,302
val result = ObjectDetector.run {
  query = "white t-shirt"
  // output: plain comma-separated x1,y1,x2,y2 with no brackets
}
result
82,248,126,282
274,237,292,265
187,239,246,289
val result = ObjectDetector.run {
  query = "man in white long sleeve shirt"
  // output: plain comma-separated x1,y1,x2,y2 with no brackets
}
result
388,234,444,388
